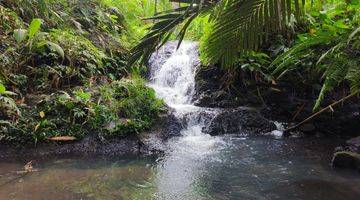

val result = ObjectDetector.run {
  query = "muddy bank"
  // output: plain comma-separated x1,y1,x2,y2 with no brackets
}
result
0,110,182,160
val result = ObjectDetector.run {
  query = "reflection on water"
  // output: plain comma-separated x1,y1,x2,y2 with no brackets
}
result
1,137,359,200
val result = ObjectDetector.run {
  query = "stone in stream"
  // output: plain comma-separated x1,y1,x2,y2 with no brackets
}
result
332,136,360,170
203,107,276,136
332,151,360,170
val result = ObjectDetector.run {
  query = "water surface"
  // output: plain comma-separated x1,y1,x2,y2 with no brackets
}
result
0,136,359,200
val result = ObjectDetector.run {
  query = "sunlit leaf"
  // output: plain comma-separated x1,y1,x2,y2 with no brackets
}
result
0,83,5,94
0,83,6,94
28,18,43,39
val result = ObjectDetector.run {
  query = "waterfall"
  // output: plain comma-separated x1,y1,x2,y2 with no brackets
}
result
148,41,217,140
149,41,223,200
148,41,198,107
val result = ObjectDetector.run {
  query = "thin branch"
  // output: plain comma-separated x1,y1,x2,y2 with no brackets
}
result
284,92,359,133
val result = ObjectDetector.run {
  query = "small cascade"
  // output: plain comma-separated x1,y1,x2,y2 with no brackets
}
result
148,41,223,200
148,41,218,144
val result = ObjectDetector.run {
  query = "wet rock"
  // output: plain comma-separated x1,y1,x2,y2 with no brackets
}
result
193,64,360,137
332,151,360,170
0,135,144,160
346,136,360,152
204,107,276,136
193,65,246,108
332,136,360,170
144,109,183,140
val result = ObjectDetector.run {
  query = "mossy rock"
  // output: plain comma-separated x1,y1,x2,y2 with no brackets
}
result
332,151,360,170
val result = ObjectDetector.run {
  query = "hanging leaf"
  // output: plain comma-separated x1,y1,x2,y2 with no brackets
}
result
47,42,65,59
13,29,28,43
28,18,43,39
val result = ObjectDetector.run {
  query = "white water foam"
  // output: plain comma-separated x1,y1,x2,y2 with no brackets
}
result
148,41,221,151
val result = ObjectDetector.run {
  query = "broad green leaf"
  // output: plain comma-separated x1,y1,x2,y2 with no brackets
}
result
47,42,65,59
13,29,28,43
0,83,5,94
28,18,43,39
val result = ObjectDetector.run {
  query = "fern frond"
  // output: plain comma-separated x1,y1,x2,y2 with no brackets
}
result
346,61,360,94
313,58,349,110
270,34,334,75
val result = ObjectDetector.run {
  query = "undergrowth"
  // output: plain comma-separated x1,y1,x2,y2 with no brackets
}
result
0,0,165,146
1,77,164,146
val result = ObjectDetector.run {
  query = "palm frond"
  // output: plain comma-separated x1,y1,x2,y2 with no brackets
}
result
129,0,306,67
201,0,305,67
128,0,216,66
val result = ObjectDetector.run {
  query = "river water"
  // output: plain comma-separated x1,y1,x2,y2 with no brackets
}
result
0,42,359,200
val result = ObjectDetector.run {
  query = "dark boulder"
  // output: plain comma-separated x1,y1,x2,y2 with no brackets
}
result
332,151,360,170
193,65,246,108
204,107,276,136
143,108,183,140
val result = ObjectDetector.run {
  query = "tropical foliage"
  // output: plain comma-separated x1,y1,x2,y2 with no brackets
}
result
0,0,165,146
270,1,360,109
131,0,359,110
130,0,308,66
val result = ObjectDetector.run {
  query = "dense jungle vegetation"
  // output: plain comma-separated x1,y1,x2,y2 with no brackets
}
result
0,0,169,146
0,0,359,146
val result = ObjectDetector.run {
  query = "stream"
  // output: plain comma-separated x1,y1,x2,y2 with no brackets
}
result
0,41,359,200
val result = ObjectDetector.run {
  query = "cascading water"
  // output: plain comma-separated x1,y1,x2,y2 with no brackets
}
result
148,41,218,141
148,41,224,199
